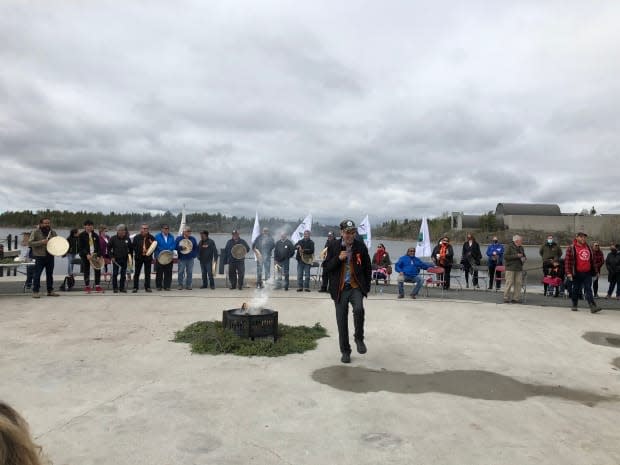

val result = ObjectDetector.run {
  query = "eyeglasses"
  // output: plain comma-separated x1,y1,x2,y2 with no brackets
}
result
163,227,169,229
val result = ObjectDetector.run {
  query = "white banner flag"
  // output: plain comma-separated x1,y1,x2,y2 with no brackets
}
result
415,216,432,257
251,212,261,260
291,213,312,244
358,215,371,250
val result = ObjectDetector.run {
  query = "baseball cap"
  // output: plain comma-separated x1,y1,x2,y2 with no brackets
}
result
339,219,356,231
576,231,588,237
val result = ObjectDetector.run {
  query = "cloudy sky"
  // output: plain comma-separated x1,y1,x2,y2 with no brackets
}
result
1,0,619,224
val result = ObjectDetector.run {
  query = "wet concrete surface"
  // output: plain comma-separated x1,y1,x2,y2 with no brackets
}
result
312,366,618,406
613,357,620,370
582,331,620,348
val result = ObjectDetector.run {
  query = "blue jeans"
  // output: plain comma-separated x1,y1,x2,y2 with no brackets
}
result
177,259,193,288
256,259,271,284
275,260,290,289
33,255,55,293
200,260,215,288
398,275,423,296
297,261,311,289
112,258,128,290
66,253,77,275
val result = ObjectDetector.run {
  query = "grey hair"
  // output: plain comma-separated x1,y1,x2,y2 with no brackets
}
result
512,234,522,242
183,226,192,232
116,224,126,231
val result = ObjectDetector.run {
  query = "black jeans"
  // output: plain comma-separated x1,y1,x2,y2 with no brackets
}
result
155,261,173,289
200,260,215,288
134,256,152,290
463,262,478,286
228,260,245,289
335,287,365,355
33,255,55,293
112,258,128,290
82,257,101,286
275,260,290,290
571,272,595,307
488,264,501,289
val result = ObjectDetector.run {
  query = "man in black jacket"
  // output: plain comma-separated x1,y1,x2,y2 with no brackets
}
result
107,224,133,293
324,219,372,364
274,232,295,290
78,219,102,293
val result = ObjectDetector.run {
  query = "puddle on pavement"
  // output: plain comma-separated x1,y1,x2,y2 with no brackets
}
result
582,332,620,348
312,366,618,406
612,357,620,370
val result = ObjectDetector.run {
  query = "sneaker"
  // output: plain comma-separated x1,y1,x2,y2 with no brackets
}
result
297,289,303,292
47,291,60,297
341,352,351,363
229,287,236,290
32,292,40,299
164,288,171,291
120,289,127,293
304,288,311,292
210,286,215,290
200,286,207,289
410,294,416,299
355,339,367,354
95,285,103,293
85,286,92,294
398,294,404,299
145,288,152,293
589,303,602,314
185,287,192,290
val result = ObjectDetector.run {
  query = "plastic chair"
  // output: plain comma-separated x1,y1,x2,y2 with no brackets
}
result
493,265,506,291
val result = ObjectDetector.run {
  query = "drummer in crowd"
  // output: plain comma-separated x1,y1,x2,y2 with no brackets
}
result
28,217,60,298
154,224,175,291
224,229,250,290
107,224,133,293
132,223,156,293
198,230,218,290
79,219,103,293
175,226,199,290
295,230,315,292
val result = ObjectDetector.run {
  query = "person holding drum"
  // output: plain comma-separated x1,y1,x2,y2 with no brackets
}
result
295,230,315,292
79,219,104,293
252,227,275,289
175,226,199,290
28,217,60,298
224,229,250,290
274,231,295,291
154,224,175,291
132,223,156,293
107,224,133,293
198,230,218,289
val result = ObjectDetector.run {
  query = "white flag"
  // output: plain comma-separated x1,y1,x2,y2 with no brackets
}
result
177,205,186,237
251,212,261,260
358,215,371,250
291,213,312,244
416,216,432,257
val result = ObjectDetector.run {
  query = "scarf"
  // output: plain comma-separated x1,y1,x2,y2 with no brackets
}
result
374,248,386,265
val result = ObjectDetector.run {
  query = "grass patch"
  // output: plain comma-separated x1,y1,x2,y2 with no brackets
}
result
173,321,328,356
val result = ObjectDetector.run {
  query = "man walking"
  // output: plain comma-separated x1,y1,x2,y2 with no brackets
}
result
564,232,602,313
324,219,372,364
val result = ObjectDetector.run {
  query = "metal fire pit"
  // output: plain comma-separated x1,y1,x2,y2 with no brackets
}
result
222,308,278,341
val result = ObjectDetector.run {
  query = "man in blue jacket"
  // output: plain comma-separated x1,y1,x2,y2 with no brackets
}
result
485,236,504,290
395,247,433,299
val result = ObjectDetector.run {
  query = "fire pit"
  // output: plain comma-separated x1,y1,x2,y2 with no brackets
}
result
222,307,278,341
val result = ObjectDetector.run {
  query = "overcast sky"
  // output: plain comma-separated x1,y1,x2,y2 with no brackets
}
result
1,0,619,224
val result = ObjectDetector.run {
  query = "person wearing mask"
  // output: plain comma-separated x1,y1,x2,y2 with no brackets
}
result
107,224,133,293
604,243,620,300
132,224,156,293
324,219,372,364
564,232,601,313
28,217,60,299
79,219,103,293
252,227,275,289
394,247,433,299
371,243,392,286
485,236,504,290
319,231,338,292
154,224,175,291
503,234,526,304
295,230,315,292
432,236,454,290
592,242,605,298
539,234,562,296
274,232,295,291
461,233,482,289
224,229,250,290
198,230,218,290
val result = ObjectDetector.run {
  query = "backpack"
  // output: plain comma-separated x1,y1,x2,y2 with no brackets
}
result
60,275,75,291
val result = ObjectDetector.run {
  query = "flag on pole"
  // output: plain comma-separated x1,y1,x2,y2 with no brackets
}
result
251,212,261,260
177,205,186,237
358,215,371,250
291,213,312,244
415,216,432,257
